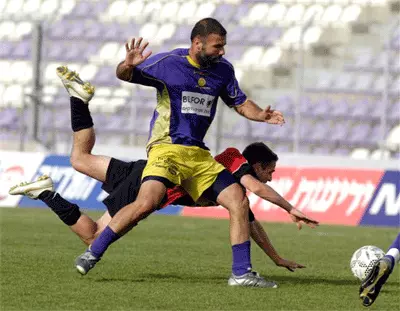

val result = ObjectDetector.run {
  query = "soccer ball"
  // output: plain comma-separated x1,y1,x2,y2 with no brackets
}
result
350,245,385,281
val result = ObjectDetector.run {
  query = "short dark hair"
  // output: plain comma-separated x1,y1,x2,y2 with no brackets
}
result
242,142,278,167
190,18,227,41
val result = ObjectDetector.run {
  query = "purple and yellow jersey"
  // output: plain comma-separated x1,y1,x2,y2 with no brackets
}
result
129,48,247,151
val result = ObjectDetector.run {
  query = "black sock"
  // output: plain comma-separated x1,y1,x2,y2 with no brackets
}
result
39,190,82,226
70,96,93,132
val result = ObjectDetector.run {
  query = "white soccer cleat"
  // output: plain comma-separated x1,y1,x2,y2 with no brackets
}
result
228,271,278,288
8,175,54,200
56,65,95,103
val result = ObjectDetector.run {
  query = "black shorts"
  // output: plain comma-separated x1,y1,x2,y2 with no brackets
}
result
102,158,147,217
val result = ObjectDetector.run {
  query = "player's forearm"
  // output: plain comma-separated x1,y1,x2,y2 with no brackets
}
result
116,61,134,81
234,99,264,122
250,220,281,263
252,184,293,213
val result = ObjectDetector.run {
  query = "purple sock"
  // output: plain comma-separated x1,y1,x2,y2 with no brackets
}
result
232,240,252,276
388,233,400,251
90,226,120,258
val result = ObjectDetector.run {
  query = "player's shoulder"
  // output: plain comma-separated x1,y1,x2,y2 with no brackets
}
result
215,57,235,72
216,147,244,160
149,48,188,62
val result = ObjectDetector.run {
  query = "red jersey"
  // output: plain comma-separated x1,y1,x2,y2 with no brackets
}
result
162,148,254,207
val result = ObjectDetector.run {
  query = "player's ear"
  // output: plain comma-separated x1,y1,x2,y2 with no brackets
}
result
193,35,203,51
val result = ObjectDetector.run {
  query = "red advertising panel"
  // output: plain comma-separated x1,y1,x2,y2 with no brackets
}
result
181,167,384,226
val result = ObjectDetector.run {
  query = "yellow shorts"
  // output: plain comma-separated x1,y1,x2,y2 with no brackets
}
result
142,144,225,201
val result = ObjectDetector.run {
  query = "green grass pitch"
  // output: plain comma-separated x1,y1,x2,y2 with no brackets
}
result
0,208,399,310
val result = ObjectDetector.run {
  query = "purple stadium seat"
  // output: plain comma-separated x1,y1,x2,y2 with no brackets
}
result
276,96,294,116
330,100,349,118
313,146,331,155
246,26,269,45
312,98,331,118
333,147,350,156
274,144,291,153
0,108,18,128
228,25,248,45
212,3,236,24
330,122,350,142
389,100,400,120
265,27,282,44
85,22,104,40
70,1,95,18
169,25,191,44
0,41,14,58
251,122,267,138
231,4,251,24
93,67,119,86
48,20,67,39
308,122,331,142
104,23,125,41
67,23,86,39
12,41,30,59
349,100,372,120
348,124,371,144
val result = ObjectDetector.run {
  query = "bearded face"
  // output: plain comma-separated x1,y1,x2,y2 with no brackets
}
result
195,34,226,68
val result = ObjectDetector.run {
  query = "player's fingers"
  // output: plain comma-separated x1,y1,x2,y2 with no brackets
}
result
297,222,302,230
139,41,149,54
130,38,135,50
125,42,130,52
286,266,295,272
264,105,272,112
143,50,152,60
136,37,143,48
296,263,306,268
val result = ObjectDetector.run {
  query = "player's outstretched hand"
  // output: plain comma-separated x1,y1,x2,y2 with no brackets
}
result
289,208,319,230
124,37,152,67
275,257,306,272
259,105,285,125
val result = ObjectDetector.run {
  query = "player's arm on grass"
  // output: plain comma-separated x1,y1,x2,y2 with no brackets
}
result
234,100,285,125
240,174,319,230
249,217,305,272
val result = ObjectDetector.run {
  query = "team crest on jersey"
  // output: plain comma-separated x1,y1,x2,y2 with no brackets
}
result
198,77,206,87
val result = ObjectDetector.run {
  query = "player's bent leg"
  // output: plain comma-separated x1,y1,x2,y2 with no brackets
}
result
70,211,111,245
57,65,110,182
75,179,167,275
70,145,111,182
215,181,278,288
216,182,250,245
108,179,167,235
9,176,99,245
359,257,393,307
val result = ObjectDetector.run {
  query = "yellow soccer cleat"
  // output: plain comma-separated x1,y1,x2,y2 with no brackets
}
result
56,65,95,103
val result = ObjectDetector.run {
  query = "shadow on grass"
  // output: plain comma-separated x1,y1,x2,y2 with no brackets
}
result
94,272,226,284
93,272,400,287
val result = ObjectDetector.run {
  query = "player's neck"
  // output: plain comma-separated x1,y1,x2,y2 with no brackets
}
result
188,48,201,67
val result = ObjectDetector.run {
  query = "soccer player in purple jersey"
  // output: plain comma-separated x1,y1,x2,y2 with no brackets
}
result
359,233,400,307
74,18,288,287
11,65,317,276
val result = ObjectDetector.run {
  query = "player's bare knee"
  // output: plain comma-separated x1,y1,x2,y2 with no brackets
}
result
70,154,90,175
225,193,249,217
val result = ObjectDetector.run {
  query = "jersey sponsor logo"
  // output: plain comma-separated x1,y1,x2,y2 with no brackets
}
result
198,77,206,87
360,170,400,227
181,91,214,117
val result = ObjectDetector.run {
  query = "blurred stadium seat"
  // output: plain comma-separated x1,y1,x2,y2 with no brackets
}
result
0,0,398,158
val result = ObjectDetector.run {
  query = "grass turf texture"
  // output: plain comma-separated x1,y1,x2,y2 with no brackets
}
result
1,208,399,311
